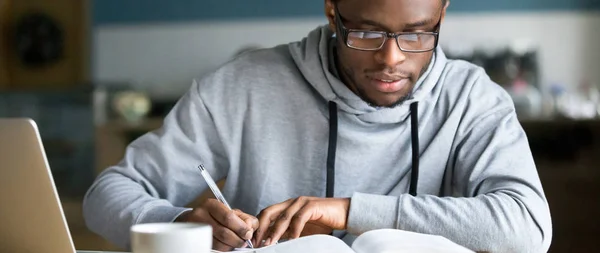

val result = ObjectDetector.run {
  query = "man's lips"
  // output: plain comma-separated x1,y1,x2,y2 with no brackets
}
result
369,76,410,93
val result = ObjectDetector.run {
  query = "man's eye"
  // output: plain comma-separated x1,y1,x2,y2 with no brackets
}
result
350,32,382,39
401,34,419,42
363,33,382,39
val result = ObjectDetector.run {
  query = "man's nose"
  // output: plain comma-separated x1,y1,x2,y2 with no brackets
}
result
374,38,407,67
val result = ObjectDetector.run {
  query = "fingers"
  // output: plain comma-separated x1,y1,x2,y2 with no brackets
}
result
234,209,259,231
253,196,348,248
193,207,246,249
205,199,254,241
254,199,292,246
265,198,315,245
210,218,247,248
213,237,233,252
263,198,307,246
287,205,314,239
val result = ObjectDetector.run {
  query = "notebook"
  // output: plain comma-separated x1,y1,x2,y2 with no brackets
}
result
212,229,475,253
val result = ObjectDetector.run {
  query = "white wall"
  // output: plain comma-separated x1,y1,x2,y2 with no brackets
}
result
93,11,600,101
441,11,600,92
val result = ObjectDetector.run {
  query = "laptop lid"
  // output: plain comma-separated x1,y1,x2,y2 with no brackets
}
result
0,118,77,253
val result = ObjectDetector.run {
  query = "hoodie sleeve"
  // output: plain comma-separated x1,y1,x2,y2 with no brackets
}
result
82,80,229,250
346,78,552,253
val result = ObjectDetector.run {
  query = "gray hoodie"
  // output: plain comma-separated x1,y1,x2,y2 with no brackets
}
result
83,25,552,252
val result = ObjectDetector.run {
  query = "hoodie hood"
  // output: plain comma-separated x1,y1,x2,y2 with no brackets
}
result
288,25,448,124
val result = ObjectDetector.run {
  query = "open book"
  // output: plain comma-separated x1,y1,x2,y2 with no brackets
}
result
212,229,475,253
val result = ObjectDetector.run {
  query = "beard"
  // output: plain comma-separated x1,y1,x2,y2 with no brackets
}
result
339,56,432,108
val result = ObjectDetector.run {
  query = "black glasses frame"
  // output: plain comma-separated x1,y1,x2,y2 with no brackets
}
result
334,5,441,53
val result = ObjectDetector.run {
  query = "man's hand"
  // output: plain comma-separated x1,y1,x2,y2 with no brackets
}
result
175,198,258,251
253,197,350,247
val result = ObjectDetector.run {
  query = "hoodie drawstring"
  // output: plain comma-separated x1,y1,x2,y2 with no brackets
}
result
326,101,338,198
408,102,420,196
326,101,420,197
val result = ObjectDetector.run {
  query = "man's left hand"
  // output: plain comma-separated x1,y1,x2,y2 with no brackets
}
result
253,197,350,247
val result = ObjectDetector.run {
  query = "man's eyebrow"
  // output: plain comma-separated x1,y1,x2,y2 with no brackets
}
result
338,13,389,29
404,18,436,29
342,14,436,31
354,18,388,29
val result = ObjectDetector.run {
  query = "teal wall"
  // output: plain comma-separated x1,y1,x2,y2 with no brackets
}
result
93,0,600,25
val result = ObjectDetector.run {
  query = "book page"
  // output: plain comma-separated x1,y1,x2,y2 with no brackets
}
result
351,229,475,253
211,235,355,253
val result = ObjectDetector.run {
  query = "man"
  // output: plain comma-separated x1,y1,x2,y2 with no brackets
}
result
83,0,553,252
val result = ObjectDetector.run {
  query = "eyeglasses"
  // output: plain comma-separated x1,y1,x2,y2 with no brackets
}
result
335,5,441,53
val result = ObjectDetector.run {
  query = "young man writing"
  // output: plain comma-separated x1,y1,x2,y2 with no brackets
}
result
83,0,552,252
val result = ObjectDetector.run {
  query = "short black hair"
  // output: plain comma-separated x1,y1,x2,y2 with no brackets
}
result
333,0,448,4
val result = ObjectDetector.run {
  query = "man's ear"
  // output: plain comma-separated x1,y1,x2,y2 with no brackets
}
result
324,0,337,33
440,0,450,23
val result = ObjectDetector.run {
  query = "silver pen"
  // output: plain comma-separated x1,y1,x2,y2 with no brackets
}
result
198,165,254,249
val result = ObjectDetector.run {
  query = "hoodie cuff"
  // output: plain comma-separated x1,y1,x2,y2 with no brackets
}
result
346,192,399,235
136,205,193,224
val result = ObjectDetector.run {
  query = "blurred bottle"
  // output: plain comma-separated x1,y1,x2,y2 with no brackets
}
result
577,80,600,118
93,86,108,125
550,84,566,118
505,40,542,119
508,77,542,119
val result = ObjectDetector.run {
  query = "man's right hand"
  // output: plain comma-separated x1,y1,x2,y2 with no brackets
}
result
175,198,259,251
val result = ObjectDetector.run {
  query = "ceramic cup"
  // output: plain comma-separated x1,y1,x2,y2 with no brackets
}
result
130,222,212,253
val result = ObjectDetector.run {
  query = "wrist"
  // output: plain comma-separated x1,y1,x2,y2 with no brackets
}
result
341,198,351,230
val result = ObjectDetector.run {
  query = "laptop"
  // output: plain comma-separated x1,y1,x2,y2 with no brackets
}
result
0,118,125,253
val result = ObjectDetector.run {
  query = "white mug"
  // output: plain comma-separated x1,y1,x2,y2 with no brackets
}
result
130,222,212,253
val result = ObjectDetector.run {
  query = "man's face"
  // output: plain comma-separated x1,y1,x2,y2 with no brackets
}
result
326,0,448,108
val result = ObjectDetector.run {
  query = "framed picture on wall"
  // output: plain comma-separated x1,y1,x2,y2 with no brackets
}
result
3,0,89,90
0,0,10,88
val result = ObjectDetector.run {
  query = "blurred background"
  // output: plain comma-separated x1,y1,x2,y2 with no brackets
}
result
0,0,598,252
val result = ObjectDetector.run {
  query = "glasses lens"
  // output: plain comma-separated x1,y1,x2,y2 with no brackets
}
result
347,31,385,50
397,34,437,51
